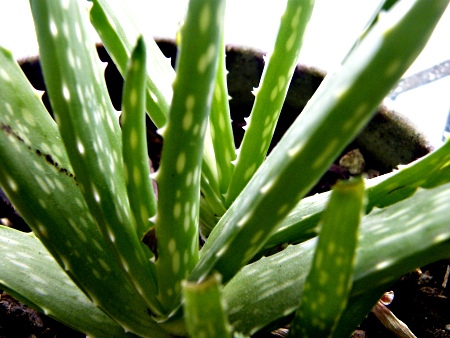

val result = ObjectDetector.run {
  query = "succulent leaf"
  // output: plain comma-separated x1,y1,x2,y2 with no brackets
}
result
183,273,232,338
366,139,450,209
121,36,158,244
0,0,448,336
90,0,174,128
223,181,450,335
289,178,365,337
0,45,161,335
30,0,162,314
263,138,450,252
342,0,401,63
209,35,236,196
91,0,228,230
332,284,392,338
225,0,315,206
0,226,156,338
154,0,226,313
190,0,449,285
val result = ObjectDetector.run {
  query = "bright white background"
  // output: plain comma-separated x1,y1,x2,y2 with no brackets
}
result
1,0,450,147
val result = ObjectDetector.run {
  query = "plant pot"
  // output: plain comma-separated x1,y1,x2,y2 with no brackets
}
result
2,40,443,338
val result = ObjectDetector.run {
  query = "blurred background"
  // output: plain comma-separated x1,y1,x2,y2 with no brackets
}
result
1,0,449,148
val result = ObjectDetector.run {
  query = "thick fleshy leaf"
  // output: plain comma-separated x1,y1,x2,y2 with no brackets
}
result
190,0,449,284
154,0,226,313
0,45,165,336
290,178,365,336
208,35,236,197
90,0,174,128
223,181,450,335
91,0,230,232
183,273,232,338
121,36,157,242
262,138,450,253
225,0,315,206
0,226,143,338
30,0,161,314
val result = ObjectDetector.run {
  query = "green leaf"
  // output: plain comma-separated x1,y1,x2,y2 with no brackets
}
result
199,159,228,220
91,0,230,228
90,0,174,128
262,138,450,252
30,0,161,314
366,139,450,210
261,189,328,251
332,285,389,338
341,0,399,63
183,273,232,338
190,0,448,286
209,35,236,196
225,0,315,206
289,178,365,337
154,0,226,313
0,226,145,338
224,181,450,335
0,45,163,336
121,36,157,243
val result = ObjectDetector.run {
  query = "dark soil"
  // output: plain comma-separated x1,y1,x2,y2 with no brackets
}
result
356,260,450,338
0,292,84,338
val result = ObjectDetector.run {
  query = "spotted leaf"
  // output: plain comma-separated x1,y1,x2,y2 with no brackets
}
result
208,35,236,197
154,0,226,313
90,0,174,128
190,0,449,285
183,273,232,338
30,0,162,315
225,0,315,206
223,181,450,335
289,177,365,337
0,226,155,338
121,36,158,244
0,45,166,336
262,137,450,253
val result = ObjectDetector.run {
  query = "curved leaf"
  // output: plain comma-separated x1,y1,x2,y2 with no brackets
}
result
0,226,142,338
30,0,161,314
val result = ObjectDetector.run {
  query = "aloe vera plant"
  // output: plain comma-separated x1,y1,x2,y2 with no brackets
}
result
1,0,449,337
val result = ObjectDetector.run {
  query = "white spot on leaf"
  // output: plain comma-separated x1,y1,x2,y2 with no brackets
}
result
176,152,186,174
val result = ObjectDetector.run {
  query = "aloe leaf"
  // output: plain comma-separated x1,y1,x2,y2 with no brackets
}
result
263,138,450,252
182,273,232,338
200,166,228,221
121,36,157,244
225,0,315,206
0,226,145,338
190,0,449,284
223,181,450,335
261,189,328,250
223,237,315,335
289,178,365,337
342,0,400,63
90,0,174,128
154,0,226,312
366,140,450,209
331,285,390,338
91,0,227,226
200,145,226,220
209,35,236,196
30,0,162,314
200,194,221,233
0,45,163,336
